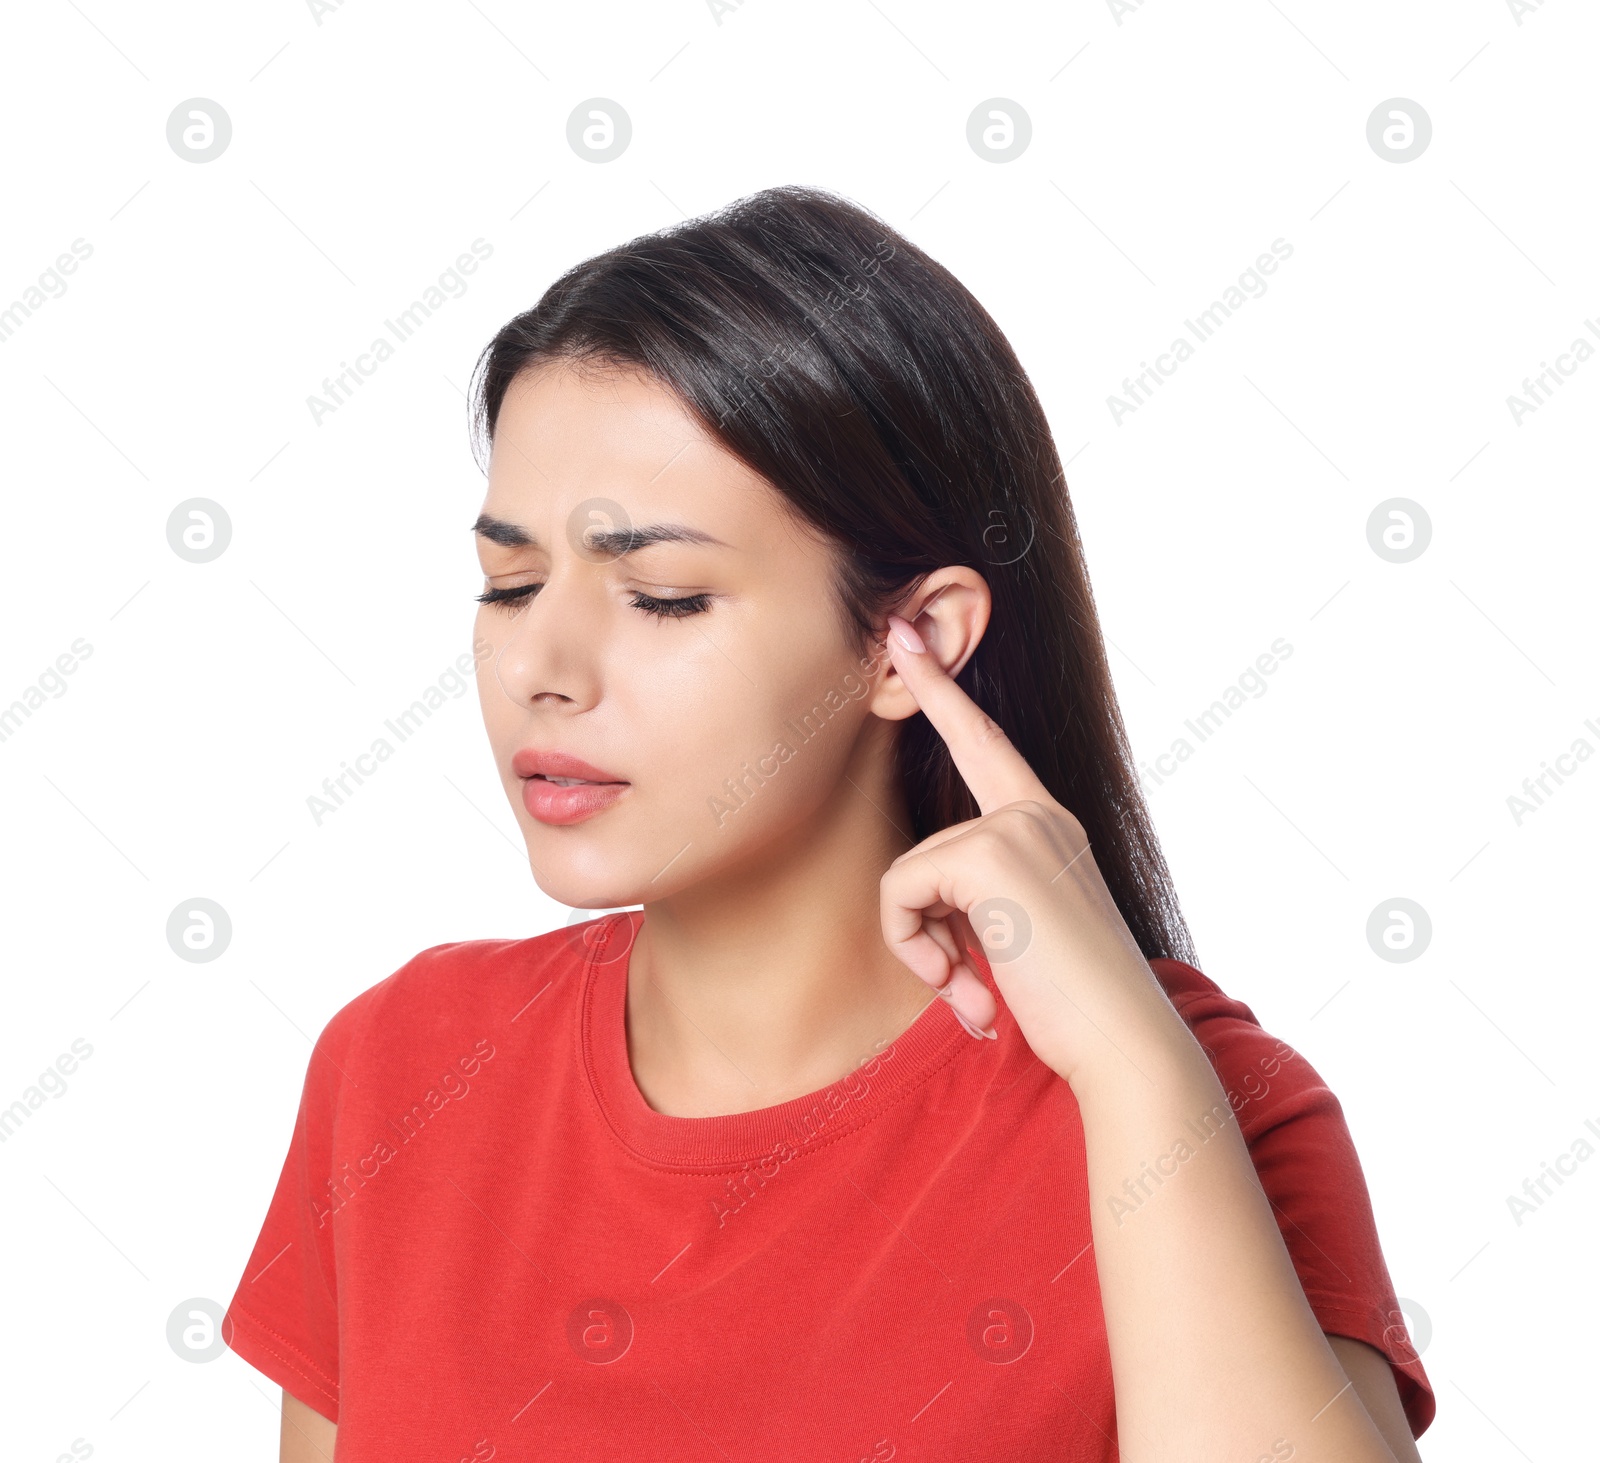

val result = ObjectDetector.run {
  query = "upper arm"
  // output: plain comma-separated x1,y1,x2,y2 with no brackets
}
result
281,1388,337,1463
1326,1334,1422,1463
1160,976,1436,1438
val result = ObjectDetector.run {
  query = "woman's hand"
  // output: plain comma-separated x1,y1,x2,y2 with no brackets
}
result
878,613,1181,1088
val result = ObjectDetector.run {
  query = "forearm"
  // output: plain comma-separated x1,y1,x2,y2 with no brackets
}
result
1068,1004,1397,1463
868,628,1409,1457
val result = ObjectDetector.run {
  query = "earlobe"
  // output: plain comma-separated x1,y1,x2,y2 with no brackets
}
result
866,643,916,723
865,630,921,723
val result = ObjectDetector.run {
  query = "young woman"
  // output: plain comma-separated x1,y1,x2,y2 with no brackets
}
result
224,185,1434,1462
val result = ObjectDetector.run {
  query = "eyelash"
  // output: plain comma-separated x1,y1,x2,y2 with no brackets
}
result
475,583,713,620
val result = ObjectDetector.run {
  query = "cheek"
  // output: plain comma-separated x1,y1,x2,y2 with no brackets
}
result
641,658,864,838
615,655,770,798
473,616,518,731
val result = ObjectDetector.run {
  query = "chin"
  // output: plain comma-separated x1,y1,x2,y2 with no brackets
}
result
526,843,649,914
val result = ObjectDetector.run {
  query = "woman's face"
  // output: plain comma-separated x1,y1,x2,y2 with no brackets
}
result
474,359,901,910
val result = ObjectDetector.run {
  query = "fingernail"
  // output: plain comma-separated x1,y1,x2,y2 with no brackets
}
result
949,1004,996,1041
887,613,925,654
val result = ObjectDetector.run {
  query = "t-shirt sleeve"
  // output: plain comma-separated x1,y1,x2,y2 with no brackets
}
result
1154,959,1437,1439
222,989,372,1423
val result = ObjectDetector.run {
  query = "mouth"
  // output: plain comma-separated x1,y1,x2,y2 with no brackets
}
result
520,775,631,826
512,748,631,826
529,774,616,788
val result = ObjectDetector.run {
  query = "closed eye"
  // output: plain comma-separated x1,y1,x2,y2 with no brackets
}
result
475,582,713,620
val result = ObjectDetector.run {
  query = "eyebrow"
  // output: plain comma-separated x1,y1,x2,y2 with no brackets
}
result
472,513,730,557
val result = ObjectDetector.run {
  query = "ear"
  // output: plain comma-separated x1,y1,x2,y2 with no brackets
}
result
868,567,993,722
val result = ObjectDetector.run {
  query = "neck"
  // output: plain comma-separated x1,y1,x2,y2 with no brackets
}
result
623,720,936,1118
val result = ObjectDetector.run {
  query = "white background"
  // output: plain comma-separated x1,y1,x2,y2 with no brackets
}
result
2,1,1594,1458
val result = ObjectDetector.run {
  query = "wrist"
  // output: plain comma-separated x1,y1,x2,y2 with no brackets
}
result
1048,990,1219,1114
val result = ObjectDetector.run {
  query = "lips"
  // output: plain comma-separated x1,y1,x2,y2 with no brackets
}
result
512,747,630,827
511,748,628,784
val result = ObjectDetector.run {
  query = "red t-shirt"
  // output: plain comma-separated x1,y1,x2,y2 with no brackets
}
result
223,910,1434,1458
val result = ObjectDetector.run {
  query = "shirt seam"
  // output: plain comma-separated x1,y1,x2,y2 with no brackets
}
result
607,1030,975,1178
578,913,973,1177
227,1303,341,1398
1299,1292,1431,1380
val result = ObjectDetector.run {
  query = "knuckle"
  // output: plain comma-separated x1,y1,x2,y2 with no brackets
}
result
986,800,1089,868
972,714,1012,753
998,801,1055,844
975,823,1026,867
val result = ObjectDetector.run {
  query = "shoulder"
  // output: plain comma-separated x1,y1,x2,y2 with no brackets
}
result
309,922,599,1083
1149,957,1327,1136
1149,955,1265,1029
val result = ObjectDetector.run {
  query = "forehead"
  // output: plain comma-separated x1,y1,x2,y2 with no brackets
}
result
487,361,772,528
481,360,855,640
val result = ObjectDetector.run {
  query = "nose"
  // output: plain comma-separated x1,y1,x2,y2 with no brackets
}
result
489,570,595,710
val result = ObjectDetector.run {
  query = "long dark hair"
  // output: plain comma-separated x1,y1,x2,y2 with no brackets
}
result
470,184,1196,966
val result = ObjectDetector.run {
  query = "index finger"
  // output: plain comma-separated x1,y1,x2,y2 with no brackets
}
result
885,612,1051,817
